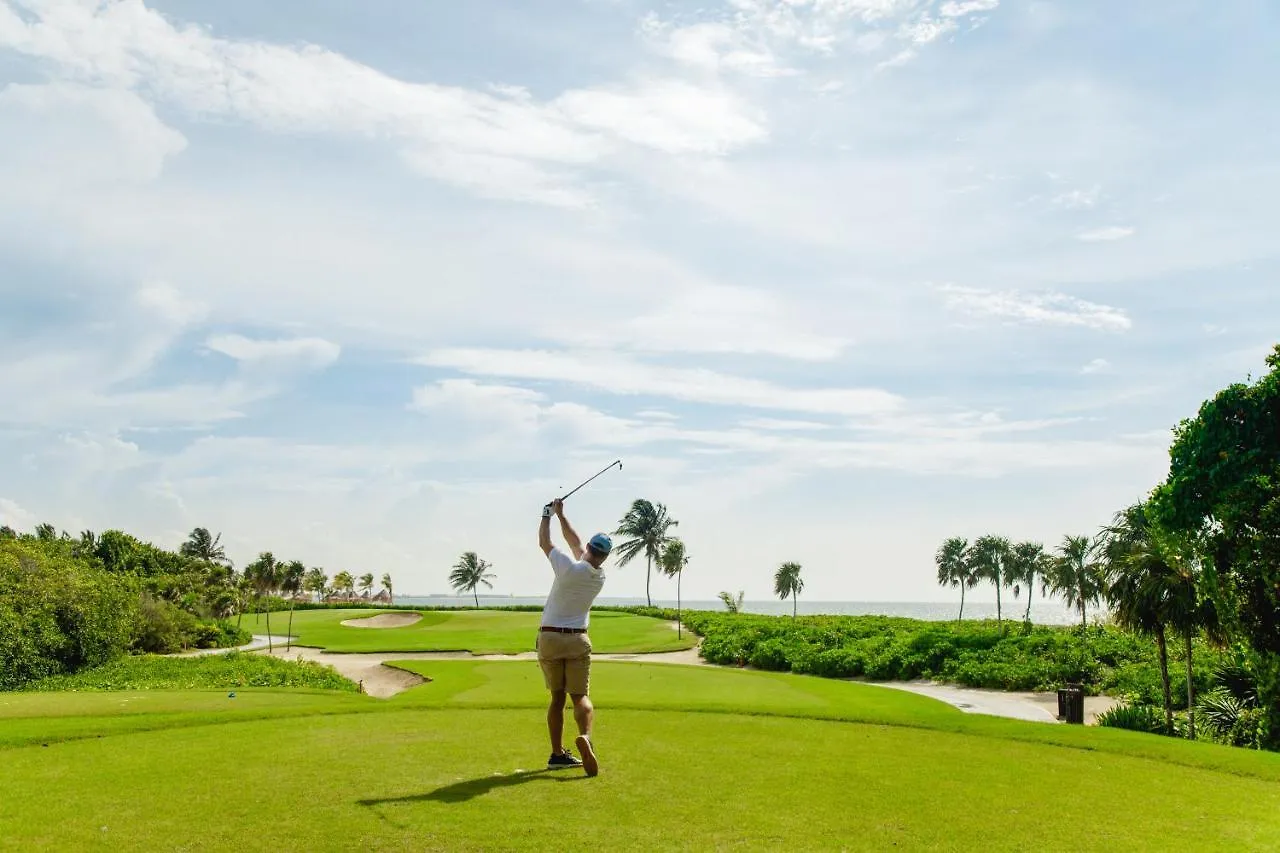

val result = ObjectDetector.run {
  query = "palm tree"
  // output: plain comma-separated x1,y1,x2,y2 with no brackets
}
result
718,591,745,614
1049,534,1105,630
970,535,1012,628
0,525,15,539
333,571,355,600
35,523,57,542
1102,503,1213,739
614,499,679,607
281,560,306,651
180,527,232,567
359,573,375,599
774,562,804,617
244,552,281,652
304,568,327,603
935,537,976,621
659,538,688,638
1008,541,1049,625
381,573,394,604
450,552,496,607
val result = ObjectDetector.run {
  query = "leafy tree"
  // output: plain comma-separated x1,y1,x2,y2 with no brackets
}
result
614,499,679,607
660,537,688,638
450,552,495,607
970,536,1012,628
1153,343,1280,749
935,537,976,621
1048,534,1105,629
359,573,375,599
35,523,58,542
0,525,15,539
304,568,327,602
718,590,745,614
1008,541,1050,625
281,560,306,652
381,573,394,604
332,571,355,599
244,552,281,652
774,562,804,617
180,528,232,568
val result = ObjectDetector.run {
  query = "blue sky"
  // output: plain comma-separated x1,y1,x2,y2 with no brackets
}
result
1,0,1276,604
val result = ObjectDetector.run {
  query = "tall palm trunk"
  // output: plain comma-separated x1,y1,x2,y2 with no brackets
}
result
995,568,1002,628
958,584,965,622
645,554,653,607
792,591,797,618
1185,631,1195,740
473,588,479,608
265,600,273,653
1023,577,1034,623
286,602,295,653
1156,626,1172,734
676,570,682,639
1080,599,1087,630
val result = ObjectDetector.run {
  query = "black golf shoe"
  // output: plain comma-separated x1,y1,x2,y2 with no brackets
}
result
547,750,583,770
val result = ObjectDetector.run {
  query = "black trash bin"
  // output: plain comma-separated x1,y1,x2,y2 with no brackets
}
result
1056,683,1084,724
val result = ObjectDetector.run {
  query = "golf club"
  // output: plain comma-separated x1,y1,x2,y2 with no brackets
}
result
546,459,622,512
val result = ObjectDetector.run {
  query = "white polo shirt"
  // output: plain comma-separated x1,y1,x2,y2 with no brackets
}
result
541,546,605,630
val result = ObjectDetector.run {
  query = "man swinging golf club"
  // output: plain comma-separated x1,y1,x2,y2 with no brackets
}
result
538,497,611,777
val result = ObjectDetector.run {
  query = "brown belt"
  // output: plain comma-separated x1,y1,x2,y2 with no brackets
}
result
540,626,587,634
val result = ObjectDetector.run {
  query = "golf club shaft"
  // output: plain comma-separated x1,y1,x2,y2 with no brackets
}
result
560,459,622,501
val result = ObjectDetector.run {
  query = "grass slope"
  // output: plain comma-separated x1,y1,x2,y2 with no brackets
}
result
263,608,692,654
4,662,1280,850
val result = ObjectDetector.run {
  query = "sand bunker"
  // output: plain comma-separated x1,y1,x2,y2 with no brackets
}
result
340,612,423,629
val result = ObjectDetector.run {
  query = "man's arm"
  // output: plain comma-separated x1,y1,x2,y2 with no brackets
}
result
553,500,584,560
539,505,554,556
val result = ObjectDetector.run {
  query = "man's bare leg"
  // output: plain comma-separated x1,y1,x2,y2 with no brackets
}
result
572,693,598,776
547,690,566,754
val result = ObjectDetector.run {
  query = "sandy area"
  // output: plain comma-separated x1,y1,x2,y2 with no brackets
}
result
339,612,423,629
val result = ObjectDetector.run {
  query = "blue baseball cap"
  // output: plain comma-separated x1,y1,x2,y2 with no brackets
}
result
588,533,613,555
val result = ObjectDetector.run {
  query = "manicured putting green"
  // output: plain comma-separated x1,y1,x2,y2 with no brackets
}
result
254,608,692,654
4,662,1280,850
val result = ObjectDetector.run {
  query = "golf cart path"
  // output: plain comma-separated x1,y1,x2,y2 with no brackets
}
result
254,644,1117,722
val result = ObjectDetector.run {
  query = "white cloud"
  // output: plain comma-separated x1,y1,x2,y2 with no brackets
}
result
0,497,37,530
555,78,767,156
0,82,187,190
136,282,207,327
1051,186,1100,209
939,0,1000,17
1080,358,1111,374
900,16,957,45
418,348,904,416
205,334,341,370
640,18,795,78
1077,226,1135,242
0,0,766,207
562,285,849,360
941,286,1132,331
740,418,832,431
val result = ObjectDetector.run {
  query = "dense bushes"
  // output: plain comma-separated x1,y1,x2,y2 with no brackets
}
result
0,538,137,690
664,611,1227,701
27,651,359,692
0,537,254,690
133,593,250,653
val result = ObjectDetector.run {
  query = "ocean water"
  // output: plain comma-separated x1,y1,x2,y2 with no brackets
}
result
395,596,1094,626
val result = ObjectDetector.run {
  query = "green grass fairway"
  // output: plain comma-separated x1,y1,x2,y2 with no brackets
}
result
258,608,692,654
4,662,1279,851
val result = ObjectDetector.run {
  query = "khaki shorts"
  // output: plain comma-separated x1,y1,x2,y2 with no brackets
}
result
535,629,592,695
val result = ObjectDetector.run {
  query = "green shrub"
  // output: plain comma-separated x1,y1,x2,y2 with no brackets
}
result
27,651,360,693
1097,703,1169,735
0,538,138,689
